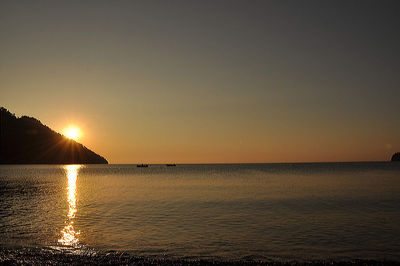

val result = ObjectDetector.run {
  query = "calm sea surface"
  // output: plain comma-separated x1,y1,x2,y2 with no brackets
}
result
0,163,399,261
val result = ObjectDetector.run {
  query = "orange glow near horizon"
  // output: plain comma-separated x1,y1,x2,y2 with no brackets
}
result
63,125,82,141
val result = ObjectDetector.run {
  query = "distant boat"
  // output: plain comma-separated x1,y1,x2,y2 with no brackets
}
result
166,164,176,167
137,164,148,167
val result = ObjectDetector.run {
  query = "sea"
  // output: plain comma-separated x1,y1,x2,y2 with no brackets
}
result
0,162,399,264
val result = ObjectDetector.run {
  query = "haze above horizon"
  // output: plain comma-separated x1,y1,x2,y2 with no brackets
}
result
1,1,399,164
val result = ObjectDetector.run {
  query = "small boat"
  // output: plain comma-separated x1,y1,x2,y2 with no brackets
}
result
166,164,176,167
137,164,148,167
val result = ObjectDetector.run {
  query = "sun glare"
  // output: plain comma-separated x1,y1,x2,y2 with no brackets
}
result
64,126,82,141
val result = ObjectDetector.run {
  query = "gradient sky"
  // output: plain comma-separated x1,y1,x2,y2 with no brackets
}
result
1,0,399,163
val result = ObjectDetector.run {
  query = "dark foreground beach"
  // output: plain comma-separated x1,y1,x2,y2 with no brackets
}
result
1,247,399,266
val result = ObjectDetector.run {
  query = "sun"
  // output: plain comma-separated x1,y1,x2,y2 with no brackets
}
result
64,126,82,141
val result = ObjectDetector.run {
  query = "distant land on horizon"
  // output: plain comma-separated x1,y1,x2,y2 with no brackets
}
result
0,107,108,164
0,107,398,165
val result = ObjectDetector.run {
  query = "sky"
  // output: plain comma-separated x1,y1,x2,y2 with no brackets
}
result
1,0,399,164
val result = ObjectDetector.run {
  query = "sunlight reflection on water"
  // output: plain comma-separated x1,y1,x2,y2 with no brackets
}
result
58,165,81,247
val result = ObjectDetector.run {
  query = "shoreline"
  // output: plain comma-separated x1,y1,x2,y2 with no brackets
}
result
0,247,399,265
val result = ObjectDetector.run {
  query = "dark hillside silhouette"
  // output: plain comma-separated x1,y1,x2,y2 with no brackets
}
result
392,152,400,162
0,107,108,164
